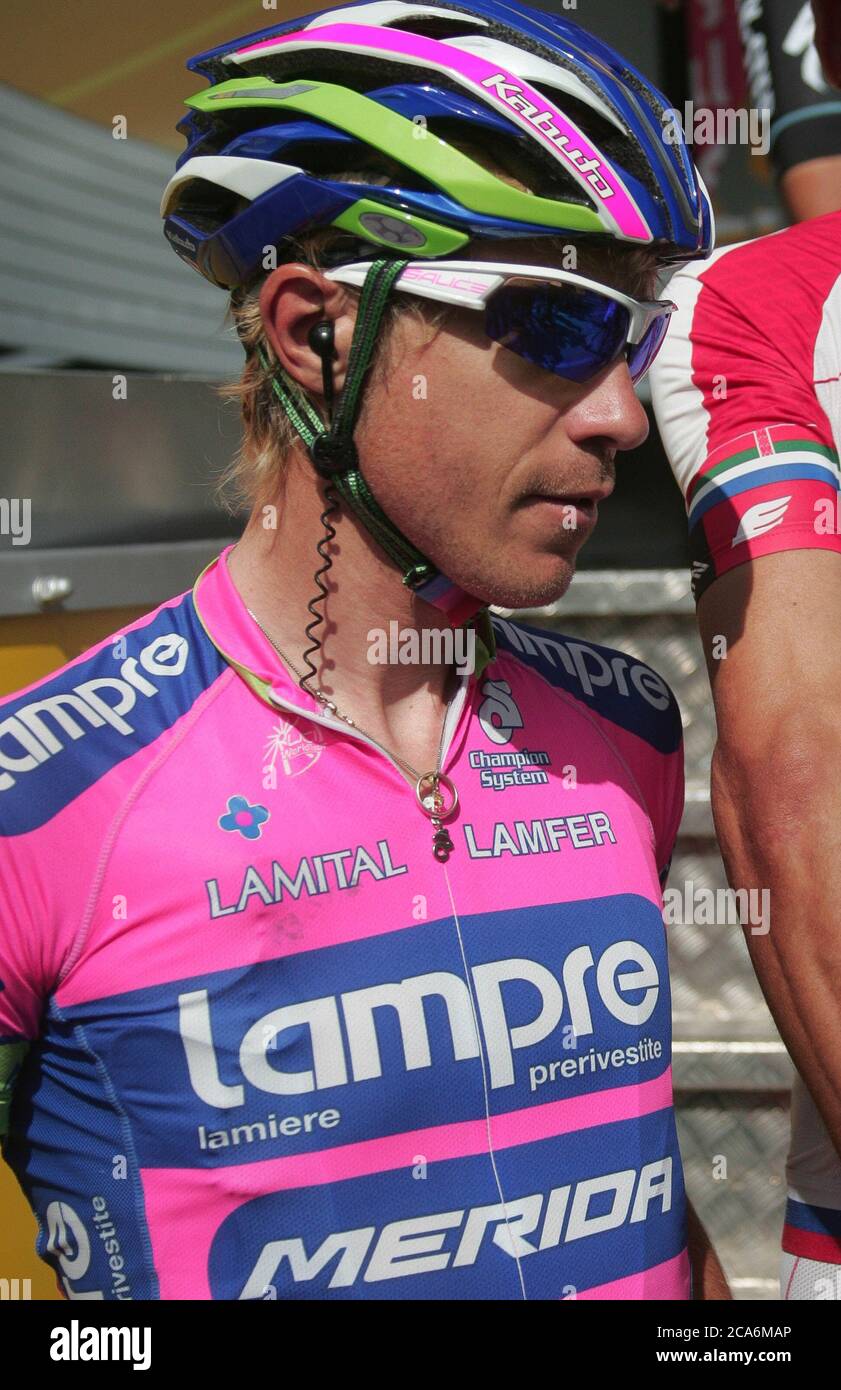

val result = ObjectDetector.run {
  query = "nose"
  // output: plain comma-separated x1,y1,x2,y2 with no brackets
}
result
564,358,651,454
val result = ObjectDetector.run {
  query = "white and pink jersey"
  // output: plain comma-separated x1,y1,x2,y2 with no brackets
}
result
651,209,841,602
0,546,686,1300
651,210,841,1266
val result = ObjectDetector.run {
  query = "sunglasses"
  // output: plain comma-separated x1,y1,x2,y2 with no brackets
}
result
325,260,676,387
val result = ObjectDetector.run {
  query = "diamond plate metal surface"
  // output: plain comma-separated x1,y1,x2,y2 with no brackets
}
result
677,1096,790,1300
518,575,794,1300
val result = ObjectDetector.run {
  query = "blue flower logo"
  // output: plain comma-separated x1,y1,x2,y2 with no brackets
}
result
218,795,270,841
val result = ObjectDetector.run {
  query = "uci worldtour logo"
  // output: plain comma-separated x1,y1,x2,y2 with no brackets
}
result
0,635,189,791
263,718,324,780
474,679,552,791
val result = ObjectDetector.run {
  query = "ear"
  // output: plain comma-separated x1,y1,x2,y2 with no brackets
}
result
258,263,356,397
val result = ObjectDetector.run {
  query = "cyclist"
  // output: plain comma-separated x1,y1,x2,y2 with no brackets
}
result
650,1,841,1300
0,1,726,1299
661,0,841,219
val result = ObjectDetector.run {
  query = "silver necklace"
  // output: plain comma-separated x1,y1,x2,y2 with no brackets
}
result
247,607,459,862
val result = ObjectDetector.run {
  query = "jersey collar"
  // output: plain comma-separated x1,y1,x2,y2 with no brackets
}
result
192,543,497,709
192,544,318,713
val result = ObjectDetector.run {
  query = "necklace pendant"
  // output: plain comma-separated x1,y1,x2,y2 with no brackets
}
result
416,771,459,864
431,819,454,863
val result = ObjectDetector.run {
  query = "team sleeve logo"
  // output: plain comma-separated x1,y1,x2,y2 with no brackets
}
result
731,496,792,546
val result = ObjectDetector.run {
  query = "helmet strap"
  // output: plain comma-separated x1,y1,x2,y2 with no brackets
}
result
256,257,487,627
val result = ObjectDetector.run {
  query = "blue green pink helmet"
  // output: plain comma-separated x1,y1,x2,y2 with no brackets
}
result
162,1,714,630
162,0,714,286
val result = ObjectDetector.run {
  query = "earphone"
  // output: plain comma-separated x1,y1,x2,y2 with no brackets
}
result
306,319,358,477
308,320,336,417
308,320,334,356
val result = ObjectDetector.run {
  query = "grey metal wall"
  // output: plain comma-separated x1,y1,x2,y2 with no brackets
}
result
0,83,241,376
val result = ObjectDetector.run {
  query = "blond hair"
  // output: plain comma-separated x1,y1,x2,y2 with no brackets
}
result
216,181,451,517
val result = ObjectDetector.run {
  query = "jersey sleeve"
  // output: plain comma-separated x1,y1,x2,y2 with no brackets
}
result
0,839,46,1144
491,618,685,889
613,669,684,891
650,217,841,602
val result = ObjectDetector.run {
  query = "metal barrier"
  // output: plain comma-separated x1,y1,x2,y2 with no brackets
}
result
505,570,791,1299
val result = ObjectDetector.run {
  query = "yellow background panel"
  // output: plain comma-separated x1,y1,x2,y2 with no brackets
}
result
0,608,146,1300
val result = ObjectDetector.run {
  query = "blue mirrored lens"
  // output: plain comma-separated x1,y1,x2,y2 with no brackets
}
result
627,313,670,383
484,282,630,383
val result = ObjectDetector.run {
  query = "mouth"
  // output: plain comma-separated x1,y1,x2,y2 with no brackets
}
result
519,484,614,529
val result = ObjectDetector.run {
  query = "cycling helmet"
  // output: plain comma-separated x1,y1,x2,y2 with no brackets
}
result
162,1,714,627
163,0,713,285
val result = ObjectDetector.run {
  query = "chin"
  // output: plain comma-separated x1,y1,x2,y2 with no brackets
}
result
475,558,578,612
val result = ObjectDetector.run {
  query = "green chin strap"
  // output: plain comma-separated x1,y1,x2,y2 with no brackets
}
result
254,256,495,672
256,256,439,589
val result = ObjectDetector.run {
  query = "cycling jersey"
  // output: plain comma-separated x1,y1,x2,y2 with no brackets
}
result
0,545,686,1301
650,208,841,604
734,0,841,179
650,208,841,1269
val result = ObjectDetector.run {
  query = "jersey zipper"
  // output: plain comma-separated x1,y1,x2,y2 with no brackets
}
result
262,671,471,792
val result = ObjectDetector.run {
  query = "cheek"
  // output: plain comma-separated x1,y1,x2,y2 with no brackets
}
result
356,338,482,493
425,346,548,466
426,331,575,460
356,327,566,515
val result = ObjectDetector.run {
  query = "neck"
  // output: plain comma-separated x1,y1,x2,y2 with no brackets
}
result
226,455,470,733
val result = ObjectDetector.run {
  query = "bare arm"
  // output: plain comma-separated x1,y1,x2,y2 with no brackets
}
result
777,0,841,222
687,1199,731,1299
698,548,841,1159
781,156,841,222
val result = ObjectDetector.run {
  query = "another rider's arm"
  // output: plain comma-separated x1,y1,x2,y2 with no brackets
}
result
753,0,841,221
697,549,841,1161
650,225,841,1166
687,1198,731,1300
787,1,841,217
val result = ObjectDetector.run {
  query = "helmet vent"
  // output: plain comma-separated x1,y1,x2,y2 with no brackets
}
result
171,177,246,233
383,16,486,39
527,82,657,195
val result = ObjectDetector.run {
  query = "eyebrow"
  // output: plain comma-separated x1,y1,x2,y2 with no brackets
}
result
584,261,659,302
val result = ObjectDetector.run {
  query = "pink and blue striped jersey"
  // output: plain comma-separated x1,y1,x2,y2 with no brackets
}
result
0,545,686,1300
